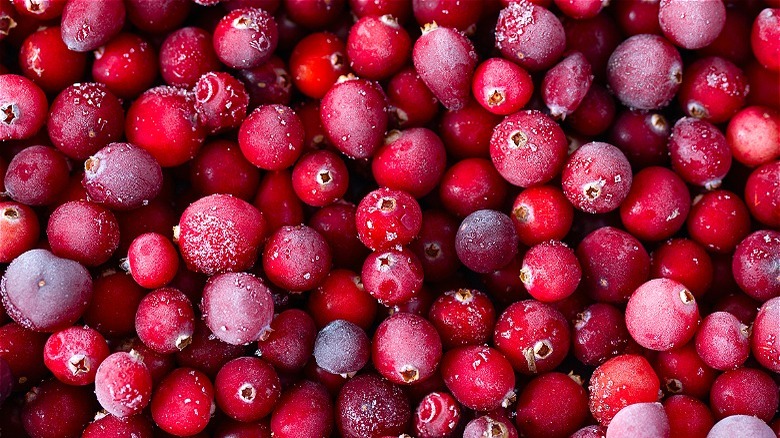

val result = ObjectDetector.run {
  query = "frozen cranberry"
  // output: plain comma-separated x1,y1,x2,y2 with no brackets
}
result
625,278,699,351
412,23,477,111
289,32,349,99
94,351,153,418
687,190,751,254
440,345,515,411
542,52,593,119
695,311,750,371
570,425,607,438
619,166,689,241
268,380,332,437
253,170,305,232
387,66,440,129
708,415,775,438
490,110,568,187
751,8,780,71
346,15,410,80
291,149,349,207
609,109,670,169
727,106,780,167
125,86,206,167
472,57,533,116
373,128,447,199
21,379,95,438
455,209,518,274
440,99,501,159
373,312,442,385
189,140,259,201
658,0,725,49
606,402,669,438
214,356,280,423
60,0,124,52
307,269,377,330
438,158,508,218
1,249,92,332
213,7,278,69
92,33,158,100
521,240,580,302
47,201,119,267
753,297,780,372
263,225,332,292
588,354,660,426
355,187,422,251
653,342,717,399
494,300,570,374
176,194,266,275
511,185,573,247
11,0,65,20
237,56,292,108
114,338,175,386
414,391,461,438
0,322,49,391
151,368,215,436
464,414,518,438
409,210,461,283
201,272,274,345
650,238,713,299
81,413,154,438
662,395,714,438
257,309,317,373
125,0,190,34
495,1,566,71
336,373,410,437
515,372,588,438
159,27,220,88
567,84,616,137
710,367,779,422
82,272,144,338
612,0,661,36
83,142,163,211
0,74,48,141
239,104,304,171
428,288,496,349
573,303,634,366
678,56,748,124
135,287,195,353
607,34,682,110
174,319,246,379
313,319,370,376
0,202,39,264
744,161,780,228
43,326,109,386
18,26,86,94
320,77,388,159
562,142,632,214
668,117,732,189
732,230,780,301
361,247,423,306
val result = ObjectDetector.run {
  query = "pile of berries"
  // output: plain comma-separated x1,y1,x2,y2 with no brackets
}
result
0,0,779,437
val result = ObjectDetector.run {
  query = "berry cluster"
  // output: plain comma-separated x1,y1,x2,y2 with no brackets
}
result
0,0,779,437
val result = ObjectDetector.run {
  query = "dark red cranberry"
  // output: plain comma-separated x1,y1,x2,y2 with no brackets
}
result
125,0,190,34
608,109,670,169
414,391,461,438
215,356,280,422
373,128,448,199
18,26,86,93
753,297,780,373
653,342,717,399
387,66,440,129
440,99,501,159
361,247,424,306
563,13,621,80
650,238,713,299
81,413,154,438
516,372,589,438
201,272,274,345
566,84,616,137
612,0,661,36
336,373,411,438
495,1,565,71
732,230,780,302
22,379,96,438
256,309,317,374
83,142,163,211
588,354,660,426
189,140,259,201
125,86,206,167
253,170,305,232
455,209,518,274
619,166,689,241
1,249,92,332
607,34,682,110
542,52,593,120
151,368,215,436
687,190,751,254
0,202,39,264
472,57,534,116
43,325,109,386
283,0,344,29
193,72,250,135
429,288,496,350
562,142,632,214
307,269,378,330
92,33,158,100
0,322,49,391
135,287,195,354
668,117,732,190
407,210,460,283
213,7,278,69
289,32,349,99
413,23,477,111
320,77,388,159
47,201,120,267
710,367,779,422
439,158,509,218
679,56,748,124
263,225,332,292
94,351,153,418
662,395,714,438
271,380,334,438
346,15,410,80
494,300,570,374
573,303,635,366
239,104,304,171
174,319,246,379
83,271,145,338
60,0,125,52
440,345,516,411
308,202,370,271
751,8,780,72
350,0,411,23
176,194,266,275
160,27,221,88
0,75,48,141
373,312,442,385
313,319,370,376
236,56,292,108
490,110,568,187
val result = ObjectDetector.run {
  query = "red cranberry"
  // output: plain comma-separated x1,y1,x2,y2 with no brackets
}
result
292,149,349,206
588,354,660,426
151,368,215,436
472,57,534,116
1,249,92,332
542,52,593,120
47,201,120,267
520,240,582,302
620,166,690,241
428,288,496,349
409,210,461,283
678,56,749,124
60,0,125,52
135,287,195,354
0,202,39,264
495,1,566,71
439,158,509,218
373,128,448,199
239,104,304,171
213,7,278,69
727,106,780,167
373,312,442,385
663,395,714,438
562,142,632,214
753,297,780,373
43,326,109,386
414,391,461,438
271,380,334,438
361,247,424,306
81,413,154,438
625,278,700,351
751,8,780,71
125,0,190,34
94,351,153,418
263,225,332,292
744,161,780,228
511,185,573,247
695,311,750,371
609,109,670,168
11,0,65,20
307,269,378,330
160,27,221,88
83,271,145,338
496,109,570,189
732,230,780,301
710,367,779,422
91,33,158,100
573,303,635,366
0,74,48,141
346,15,410,80
355,187,422,251
201,272,274,345
289,32,349,99
256,309,317,374
658,0,725,49
313,319,370,376
83,142,163,211
516,372,589,438
687,190,751,254
455,209,518,274
387,66,440,129
18,26,86,94
650,238,713,299
22,379,96,438
253,170,305,232
236,55,292,108
336,373,411,438
653,342,717,399
567,84,617,137
176,194,266,275
190,140,259,200
668,117,732,190
440,345,516,411
214,356,280,423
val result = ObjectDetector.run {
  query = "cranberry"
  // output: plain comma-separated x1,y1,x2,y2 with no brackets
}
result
751,8,780,71
567,84,616,137
83,272,144,338
708,415,776,438
542,52,593,120
0,202,39,264
160,27,221,88
43,326,109,386
135,287,195,354
373,128,448,199
213,7,278,69
373,312,442,385
336,373,411,438
495,1,565,71
687,190,751,254
695,311,750,371
606,402,670,438
409,210,461,283
516,372,589,438
744,161,780,228
562,141,632,214
455,209,518,274
83,142,163,211
237,55,292,108
727,106,780,167
472,57,534,116
60,0,125,52
313,319,370,376
414,391,461,438
753,297,780,373
428,288,496,350
21,379,96,438
0,74,48,141
709,367,779,422
201,272,274,345
125,0,190,34
253,170,305,232
650,238,713,299
151,368,215,436
256,309,317,374
289,32,349,99
663,395,714,438
355,187,422,251
307,269,378,330
465,414,518,438
653,342,717,399
239,104,304,171
625,278,700,351
573,303,635,366
11,0,66,20
271,380,334,437
678,56,749,124
174,319,246,379
47,201,120,267
732,230,780,302
94,351,153,418
262,225,332,292
608,109,670,169
19,26,86,94
92,33,158,100
189,140,259,201
668,117,733,190
115,338,175,386
387,66,440,129
346,15,410,80
361,247,424,306
588,354,660,426
440,345,516,411
658,0,725,49
292,149,349,206
214,356,280,422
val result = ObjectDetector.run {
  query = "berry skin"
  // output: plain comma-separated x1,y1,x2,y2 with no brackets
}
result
372,312,442,385
440,345,516,412
625,278,700,352
336,373,411,438
588,354,661,426
151,368,216,437
201,272,274,345
455,209,518,274
94,351,153,418
495,1,566,71
43,326,109,386
212,7,278,69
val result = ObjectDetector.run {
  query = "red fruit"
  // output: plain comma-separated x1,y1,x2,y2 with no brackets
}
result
709,367,779,422
732,230,780,301
372,312,442,385
47,201,120,267
92,33,158,99
355,187,422,251
0,202,39,264
414,391,461,438
455,209,518,274
588,354,660,426
727,106,780,167
751,8,780,71
19,26,86,93
60,0,125,52
625,278,700,351
361,247,424,306
94,352,153,418
214,356,280,422
650,238,713,299
619,167,690,242
516,372,589,438
428,288,496,349
668,117,732,190
151,368,215,436
201,272,274,345
413,24,477,111
135,288,195,354
271,380,334,438
262,225,332,292
43,326,109,386
239,104,305,171
472,57,534,116
320,77,388,159
658,0,725,49
83,142,163,211
605,402,670,438
561,142,632,214
213,7,278,69
440,345,516,411
495,1,566,71
542,52,593,119
289,32,349,99
346,15,411,80
0,74,48,141
753,297,780,372
678,56,749,124
520,240,581,303
194,72,250,135
373,128,448,199
256,309,317,374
